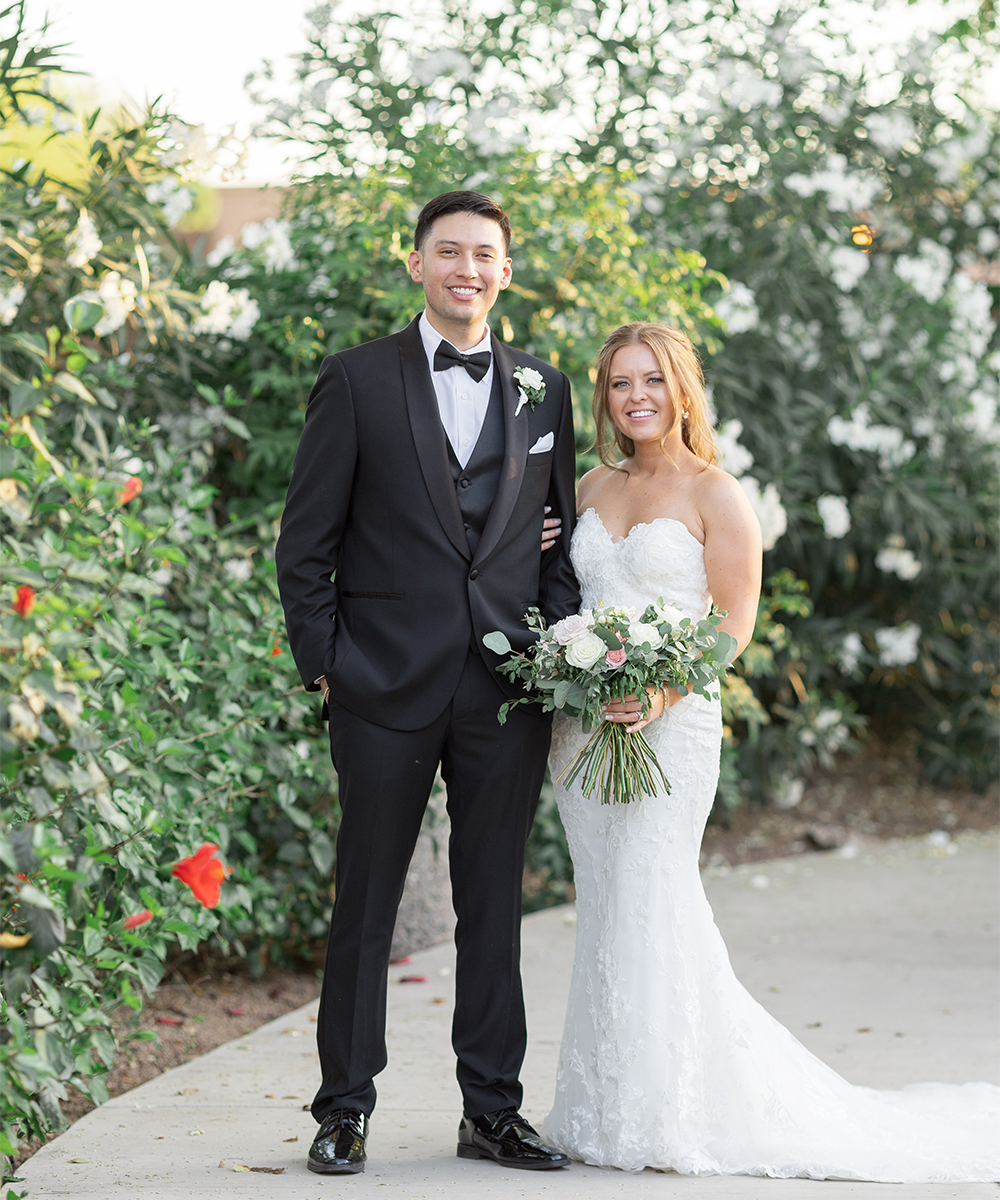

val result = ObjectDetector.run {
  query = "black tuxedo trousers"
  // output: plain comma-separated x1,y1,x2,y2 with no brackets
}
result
315,653,552,1119
275,316,580,1122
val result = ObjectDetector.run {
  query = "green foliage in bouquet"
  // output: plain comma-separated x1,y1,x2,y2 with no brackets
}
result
485,603,736,804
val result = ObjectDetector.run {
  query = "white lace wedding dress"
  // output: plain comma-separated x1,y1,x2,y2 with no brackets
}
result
541,507,1000,1181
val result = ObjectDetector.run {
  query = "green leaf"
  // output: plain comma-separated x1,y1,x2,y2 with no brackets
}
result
483,631,512,654
63,297,103,332
136,953,163,993
9,381,46,416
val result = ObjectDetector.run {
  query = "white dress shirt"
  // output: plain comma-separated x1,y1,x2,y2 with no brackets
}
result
419,311,494,470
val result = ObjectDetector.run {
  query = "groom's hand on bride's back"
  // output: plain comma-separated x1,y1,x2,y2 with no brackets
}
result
541,506,562,552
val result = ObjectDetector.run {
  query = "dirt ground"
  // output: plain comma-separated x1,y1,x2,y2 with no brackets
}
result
12,743,998,1169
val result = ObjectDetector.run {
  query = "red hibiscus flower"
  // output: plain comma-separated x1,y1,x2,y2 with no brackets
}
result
171,843,232,908
605,648,628,668
118,476,143,504
269,640,284,657
123,909,153,929
13,585,36,617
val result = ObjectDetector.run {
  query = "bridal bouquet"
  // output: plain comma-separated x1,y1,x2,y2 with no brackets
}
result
485,602,736,805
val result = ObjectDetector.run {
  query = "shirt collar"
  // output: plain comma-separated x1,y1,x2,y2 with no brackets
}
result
418,310,492,367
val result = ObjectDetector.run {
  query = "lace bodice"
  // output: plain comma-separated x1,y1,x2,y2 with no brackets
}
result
571,507,711,621
541,511,1000,1182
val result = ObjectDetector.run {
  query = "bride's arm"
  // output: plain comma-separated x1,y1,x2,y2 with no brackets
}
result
700,468,763,658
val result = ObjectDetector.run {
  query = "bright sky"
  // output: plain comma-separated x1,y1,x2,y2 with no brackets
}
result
29,0,320,184
26,0,996,186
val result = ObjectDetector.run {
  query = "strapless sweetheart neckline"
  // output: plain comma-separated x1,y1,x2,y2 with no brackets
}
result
578,506,704,549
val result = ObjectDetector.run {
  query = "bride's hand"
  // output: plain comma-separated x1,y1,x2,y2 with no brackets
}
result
602,685,680,733
541,505,562,551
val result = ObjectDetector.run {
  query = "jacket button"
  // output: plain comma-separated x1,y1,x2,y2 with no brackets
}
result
460,478,471,489
469,570,479,581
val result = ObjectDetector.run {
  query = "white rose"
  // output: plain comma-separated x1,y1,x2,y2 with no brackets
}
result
518,366,543,390
628,622,663,649
551,614,592,645
564,632,606,669
654,602,687,627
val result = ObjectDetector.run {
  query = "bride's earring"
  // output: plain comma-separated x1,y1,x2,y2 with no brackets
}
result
682,410,689,420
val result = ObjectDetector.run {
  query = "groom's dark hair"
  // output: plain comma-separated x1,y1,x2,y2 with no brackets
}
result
414,191,512,254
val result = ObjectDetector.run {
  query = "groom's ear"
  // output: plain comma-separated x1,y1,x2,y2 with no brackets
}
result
407,249,423,282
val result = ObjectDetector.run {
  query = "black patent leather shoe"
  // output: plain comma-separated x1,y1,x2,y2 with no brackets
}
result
307,1107,368,1174
457,1108,569,1170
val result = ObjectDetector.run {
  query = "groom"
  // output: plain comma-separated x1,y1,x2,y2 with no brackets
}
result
276,191,580,1174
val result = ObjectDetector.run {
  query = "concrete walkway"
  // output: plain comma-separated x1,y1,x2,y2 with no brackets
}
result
17,831,999,1199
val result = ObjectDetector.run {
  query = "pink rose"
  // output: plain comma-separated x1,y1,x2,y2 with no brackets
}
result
605,648,627,668
551,614,592,645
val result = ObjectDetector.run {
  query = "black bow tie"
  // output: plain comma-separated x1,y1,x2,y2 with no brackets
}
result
433,340,492,383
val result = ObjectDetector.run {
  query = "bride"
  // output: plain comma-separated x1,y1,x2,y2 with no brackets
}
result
540,321,1000,1181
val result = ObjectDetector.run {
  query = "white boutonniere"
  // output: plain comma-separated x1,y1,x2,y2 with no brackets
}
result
513,366,545,417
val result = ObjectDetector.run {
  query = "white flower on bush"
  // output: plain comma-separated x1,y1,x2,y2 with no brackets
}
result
784,154,881,212
551,614,592,645
67,209,102,268
875,540,922,580
713,419,755,475
410,48,474,85
145,178,195,226
774,315,822,371
564,631,606,670
206,235,235,268
837,631,864,674
628,622,663,649
961,387,1000,442
224,557,252,583
827,403,915,470
713,281,759,334
151,564,173,587
240,218,296,273
875,622,921,667
827,245,870,292
739,476,787,551
816,494,850,539
894,238,952,304
944,272,993,361
72,272,137,337
773,775,805,809
864,111,916,155
0,282,26,325
192,280,260,340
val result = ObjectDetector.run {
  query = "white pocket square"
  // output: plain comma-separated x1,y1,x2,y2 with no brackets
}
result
528,432,554,455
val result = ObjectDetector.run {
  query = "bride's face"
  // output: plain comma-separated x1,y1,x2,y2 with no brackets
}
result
607,343,677,444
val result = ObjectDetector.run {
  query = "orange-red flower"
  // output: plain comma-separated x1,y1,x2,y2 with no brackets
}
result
123,908,153,929
13,585,36,617
171,843,231,908
270,640,284,657
118,476,143,504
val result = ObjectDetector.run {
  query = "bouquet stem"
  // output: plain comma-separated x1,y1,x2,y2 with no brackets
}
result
557,721,669,805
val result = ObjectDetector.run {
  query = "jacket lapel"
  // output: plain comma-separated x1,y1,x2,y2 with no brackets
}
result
474,336,529,567
398,316,472,561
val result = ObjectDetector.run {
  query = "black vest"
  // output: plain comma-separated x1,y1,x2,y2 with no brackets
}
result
446,369,505,558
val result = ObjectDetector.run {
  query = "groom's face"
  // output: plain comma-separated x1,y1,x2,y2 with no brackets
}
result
408,212,512,340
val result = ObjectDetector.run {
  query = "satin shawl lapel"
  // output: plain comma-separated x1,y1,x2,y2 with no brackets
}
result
474,337,529,567
398,316,471,561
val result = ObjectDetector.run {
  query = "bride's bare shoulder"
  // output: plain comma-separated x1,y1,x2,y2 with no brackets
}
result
576,464,619,514
693,464,758,530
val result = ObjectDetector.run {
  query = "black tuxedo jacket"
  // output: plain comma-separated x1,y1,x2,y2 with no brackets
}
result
275,314,581,730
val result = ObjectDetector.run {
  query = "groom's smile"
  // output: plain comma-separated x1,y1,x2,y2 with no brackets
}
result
408,212,512,349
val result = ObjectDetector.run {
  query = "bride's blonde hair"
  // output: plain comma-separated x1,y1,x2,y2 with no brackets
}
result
592,323,718,469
